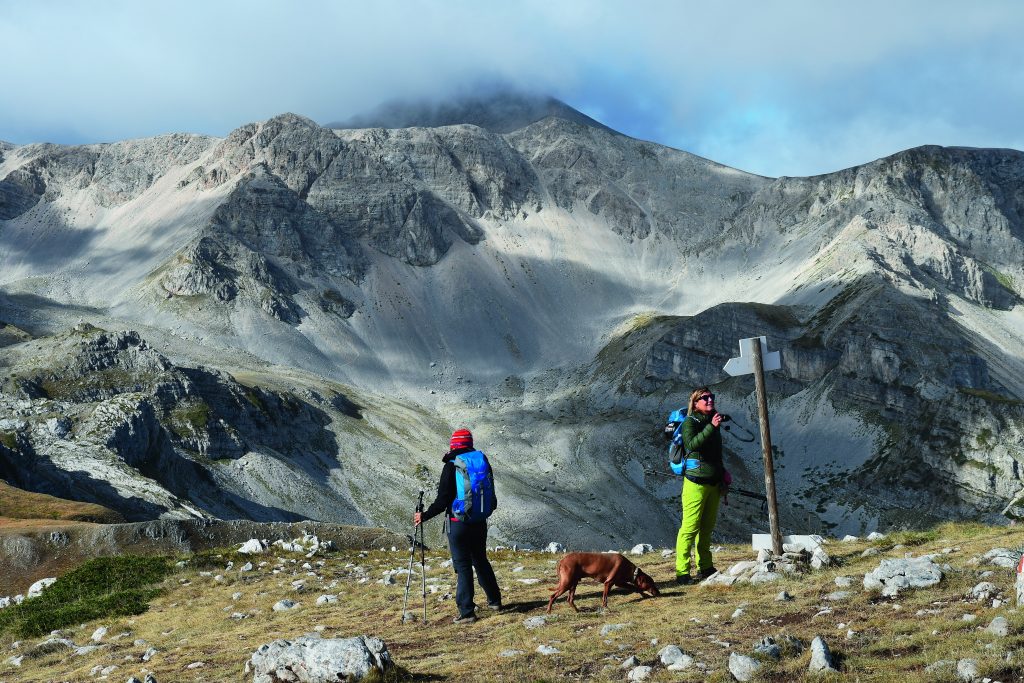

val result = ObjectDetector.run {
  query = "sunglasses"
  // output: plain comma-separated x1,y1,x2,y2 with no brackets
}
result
697,394,715,402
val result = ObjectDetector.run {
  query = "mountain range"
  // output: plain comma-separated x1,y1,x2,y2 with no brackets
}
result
1,93,1023,548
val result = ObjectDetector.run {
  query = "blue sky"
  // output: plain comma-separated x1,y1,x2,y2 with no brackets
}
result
2,0,1022,177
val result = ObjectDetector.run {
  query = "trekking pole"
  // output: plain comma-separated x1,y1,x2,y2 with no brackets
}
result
402,490,424,623
418,490,427,622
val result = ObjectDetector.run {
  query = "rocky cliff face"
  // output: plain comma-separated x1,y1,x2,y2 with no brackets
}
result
2,95,1024,545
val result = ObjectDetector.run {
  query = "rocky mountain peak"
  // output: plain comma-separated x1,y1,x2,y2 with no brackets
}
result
329,90,613,134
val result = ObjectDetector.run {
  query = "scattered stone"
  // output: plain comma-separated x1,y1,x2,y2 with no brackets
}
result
753,636,781,660
659,644,688,666
600,623,630,636
986,616,1010,637
272,599,299,611
91,626,108,642
841,535,860,542
863,557,943,596
6,655,23,667
957,658,980,682
661,549,674,558
26,578,57,599
826,591,852,601
962,614,977,623
620,655,640,668
809,636,838,673
630,543,653,555
834,576,853,587
186,661,205,669
232,591,243,600
627,665,652,681
867,531,886,541
728,652,761,681
981,548,1018,568
536,644,560,655
523,616,547,629
500,649,525,657
776,591,793,601
811,548,833,569
731,608,745,619
861,547,881,558
545,542,565,553
142,646,158,661
27,637,75,658
968,582,999,602
240,562,253,572
316,594,338,606
246,636,393,682
238,539,267,554
517,578,541,585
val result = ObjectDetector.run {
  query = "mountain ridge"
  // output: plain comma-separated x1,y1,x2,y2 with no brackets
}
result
2,98,1024,546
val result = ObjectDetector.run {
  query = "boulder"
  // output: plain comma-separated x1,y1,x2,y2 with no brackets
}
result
809,636,838,673
246,636,393,683
545,542,565,553
630,543,653,556
863,557,943,596
728,652,761,681
26,577,56,599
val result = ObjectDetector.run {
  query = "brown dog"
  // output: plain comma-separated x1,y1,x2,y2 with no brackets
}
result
547,552,660,612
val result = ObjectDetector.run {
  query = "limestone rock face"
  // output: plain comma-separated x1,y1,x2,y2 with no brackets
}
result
4,97,1024,546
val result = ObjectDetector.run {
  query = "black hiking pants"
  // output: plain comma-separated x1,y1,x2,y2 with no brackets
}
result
448,519,500,617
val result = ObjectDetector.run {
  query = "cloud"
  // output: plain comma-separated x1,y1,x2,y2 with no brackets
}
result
1,0,1022,176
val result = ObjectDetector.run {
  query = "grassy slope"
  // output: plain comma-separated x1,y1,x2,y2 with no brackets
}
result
1,522,1023,682
0,480,125,525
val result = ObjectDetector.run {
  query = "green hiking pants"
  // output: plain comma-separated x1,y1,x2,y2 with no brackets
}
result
675,477,721,576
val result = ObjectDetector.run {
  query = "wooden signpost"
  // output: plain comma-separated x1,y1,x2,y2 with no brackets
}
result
724,336,784,556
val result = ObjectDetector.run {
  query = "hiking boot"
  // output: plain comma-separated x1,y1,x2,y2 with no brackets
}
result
675,574,694,585
485,602,502,611
697,567,719,580
453,613,478,624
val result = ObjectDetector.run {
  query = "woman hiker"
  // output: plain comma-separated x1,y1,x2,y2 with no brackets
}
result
675,386,729,584
414,428,501,623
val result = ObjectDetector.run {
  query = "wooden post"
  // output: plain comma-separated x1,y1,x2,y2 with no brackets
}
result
751,340,783,556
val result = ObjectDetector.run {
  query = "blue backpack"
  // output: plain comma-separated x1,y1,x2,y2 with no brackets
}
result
452,450,495,522
666,410,717,479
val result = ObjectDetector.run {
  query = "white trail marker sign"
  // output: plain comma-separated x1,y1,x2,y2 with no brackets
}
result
724,336,783,555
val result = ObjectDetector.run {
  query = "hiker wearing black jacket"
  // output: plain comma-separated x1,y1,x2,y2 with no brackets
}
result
415,428,501,623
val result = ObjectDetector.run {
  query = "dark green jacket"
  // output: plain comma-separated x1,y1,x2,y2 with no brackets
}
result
681,412,723,485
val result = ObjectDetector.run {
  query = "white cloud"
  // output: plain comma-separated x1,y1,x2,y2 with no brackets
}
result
1,0,1022,175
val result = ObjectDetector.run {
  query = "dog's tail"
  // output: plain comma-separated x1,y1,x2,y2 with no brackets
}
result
547,556,566,591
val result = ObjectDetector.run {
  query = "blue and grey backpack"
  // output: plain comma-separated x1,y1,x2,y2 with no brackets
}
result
452,450,496,522
665,409,717,479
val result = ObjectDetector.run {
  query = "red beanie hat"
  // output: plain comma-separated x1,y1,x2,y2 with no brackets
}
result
449,428,473,451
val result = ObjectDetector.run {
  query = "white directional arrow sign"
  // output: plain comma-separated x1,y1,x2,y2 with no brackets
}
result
724,336,781,376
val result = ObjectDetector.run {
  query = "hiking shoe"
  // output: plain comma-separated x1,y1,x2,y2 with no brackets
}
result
485,602,502,611
675,575,694,585
697,567,719,580
453,613,478,624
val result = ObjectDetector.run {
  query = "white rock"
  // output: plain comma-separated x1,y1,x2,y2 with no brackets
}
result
316,595,339,606
867,531,886,541
600,623,630,636
91,626,108,643
545,542,565,553
500,649,525,657
957,658,979,682
536,644,560,655
630,543,653,556
628,665,652,681
26,577,57,599
728,652,761,681
986,616,1010,637
238,539,267,554
272,599,299,611
523,616,547,629
809,636,838,672
246,636,392,682
841,535,860,542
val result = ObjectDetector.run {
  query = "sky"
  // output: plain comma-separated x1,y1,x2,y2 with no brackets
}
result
2,1,1022,177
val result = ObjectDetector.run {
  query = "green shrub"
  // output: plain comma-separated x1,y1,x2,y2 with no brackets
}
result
0,555,172,638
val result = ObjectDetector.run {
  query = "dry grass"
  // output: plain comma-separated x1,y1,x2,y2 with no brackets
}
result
0,480,124,524
1,522,1024,682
